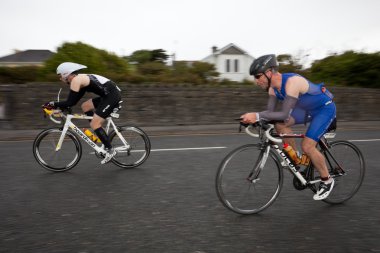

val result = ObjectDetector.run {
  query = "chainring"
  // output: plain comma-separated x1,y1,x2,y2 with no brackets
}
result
293,171,307,190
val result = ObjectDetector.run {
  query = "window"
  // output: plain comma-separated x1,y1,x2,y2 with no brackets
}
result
234,59,239,72
226,59,230,72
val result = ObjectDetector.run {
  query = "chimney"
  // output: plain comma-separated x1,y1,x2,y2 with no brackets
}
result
212,46,218,54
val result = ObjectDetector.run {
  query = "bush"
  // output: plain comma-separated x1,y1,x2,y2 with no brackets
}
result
0,66,41,83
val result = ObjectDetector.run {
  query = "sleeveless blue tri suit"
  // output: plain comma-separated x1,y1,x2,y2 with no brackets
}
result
273,73,336,142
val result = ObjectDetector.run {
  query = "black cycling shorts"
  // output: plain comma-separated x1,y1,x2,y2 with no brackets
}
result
92,91,121,119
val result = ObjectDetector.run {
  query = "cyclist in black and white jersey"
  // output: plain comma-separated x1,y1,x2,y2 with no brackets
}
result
45,62,122,164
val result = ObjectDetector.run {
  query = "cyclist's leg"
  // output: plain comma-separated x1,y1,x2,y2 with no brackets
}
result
275,108,304,152
92,114,116,164
91,114,110,147
303,136,335,200
275,117,295,147
81,98,96,113
91,97,113,150
302,103,336,177
302,137,329,178
92,95,120,163
302,103,336,200
81,98,99,120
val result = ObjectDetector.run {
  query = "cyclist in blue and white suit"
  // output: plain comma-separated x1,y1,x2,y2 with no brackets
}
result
241,54,336,200
45,62,122,164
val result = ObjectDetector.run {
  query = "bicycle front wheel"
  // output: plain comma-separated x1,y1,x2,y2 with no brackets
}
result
33,128,82,172
322,140,365,204
109,126,151,168
216,144,283,215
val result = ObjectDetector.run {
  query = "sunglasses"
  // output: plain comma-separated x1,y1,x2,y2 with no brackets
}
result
254,73,264,79
254,69,272,79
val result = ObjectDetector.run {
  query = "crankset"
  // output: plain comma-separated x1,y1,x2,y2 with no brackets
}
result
293,171,307,190
95,150,106,159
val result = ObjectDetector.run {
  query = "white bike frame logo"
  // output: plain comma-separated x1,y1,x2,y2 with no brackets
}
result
272,144,307,185
55,114,99,151
70,125,97,148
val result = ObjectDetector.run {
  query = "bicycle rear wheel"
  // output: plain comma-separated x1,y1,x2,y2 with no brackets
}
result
216,144,283,214
33,128,82,172
319,140,365,204
109,126,151,168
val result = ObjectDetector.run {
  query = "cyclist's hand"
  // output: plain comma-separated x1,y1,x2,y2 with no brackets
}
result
42,101,56,109
240,112,258,124
235,118,249,132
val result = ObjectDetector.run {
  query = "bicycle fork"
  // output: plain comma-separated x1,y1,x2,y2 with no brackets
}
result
247,145,270,183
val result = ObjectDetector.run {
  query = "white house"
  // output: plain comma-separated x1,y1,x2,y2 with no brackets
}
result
201,43,255,82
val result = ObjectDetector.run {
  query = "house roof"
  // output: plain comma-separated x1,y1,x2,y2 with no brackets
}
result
215,43,248,55
0,50,55,63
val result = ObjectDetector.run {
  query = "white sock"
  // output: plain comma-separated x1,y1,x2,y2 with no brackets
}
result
322,176,333,184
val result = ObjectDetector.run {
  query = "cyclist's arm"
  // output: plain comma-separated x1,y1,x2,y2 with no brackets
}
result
266,94,278,112
54,89,85,108
241,82,301,123
258,95,298,121
53,75,89,108
257,77,307,121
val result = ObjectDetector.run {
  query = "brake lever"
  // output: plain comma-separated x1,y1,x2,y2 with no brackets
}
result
235,118,249,133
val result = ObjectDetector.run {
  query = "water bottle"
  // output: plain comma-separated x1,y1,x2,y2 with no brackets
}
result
83,128,101,143
283,143,301,165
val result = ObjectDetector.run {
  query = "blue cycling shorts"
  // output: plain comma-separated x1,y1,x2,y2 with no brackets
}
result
291,102,336,142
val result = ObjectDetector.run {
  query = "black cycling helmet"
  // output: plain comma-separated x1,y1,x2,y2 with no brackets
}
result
249,54,278,76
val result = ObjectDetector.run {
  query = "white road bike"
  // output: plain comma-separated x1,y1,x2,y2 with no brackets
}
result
33,90,151,172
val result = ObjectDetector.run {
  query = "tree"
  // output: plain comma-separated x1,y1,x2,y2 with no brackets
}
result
127,50,152,64
309,51,380,87
277,54,303,73
128,49,169,64
137,61,169,76
189,62,219,81
151,49,169,63
41,42,130,81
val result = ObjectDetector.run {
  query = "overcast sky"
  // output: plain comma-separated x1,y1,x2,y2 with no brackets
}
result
1,0,379,64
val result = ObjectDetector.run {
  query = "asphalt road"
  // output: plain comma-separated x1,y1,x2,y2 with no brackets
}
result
1,128,380,253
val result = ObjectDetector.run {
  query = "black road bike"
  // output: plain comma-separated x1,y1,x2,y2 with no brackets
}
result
215,120,365,214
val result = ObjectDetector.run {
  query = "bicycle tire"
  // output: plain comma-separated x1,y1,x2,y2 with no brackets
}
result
33,128,82,172
314,140,365,204
215,144,283,214
109,126,151,168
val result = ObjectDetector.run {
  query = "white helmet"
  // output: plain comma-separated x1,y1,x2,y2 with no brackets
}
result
56,62,87,80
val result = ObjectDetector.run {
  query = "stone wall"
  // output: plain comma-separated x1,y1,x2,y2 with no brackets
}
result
0,83,379,129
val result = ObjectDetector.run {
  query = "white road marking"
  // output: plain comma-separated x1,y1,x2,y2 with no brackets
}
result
348,139,380,142
151,146,227,152
89,146,227,155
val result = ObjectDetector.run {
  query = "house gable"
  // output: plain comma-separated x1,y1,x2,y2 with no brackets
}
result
218,45,246,55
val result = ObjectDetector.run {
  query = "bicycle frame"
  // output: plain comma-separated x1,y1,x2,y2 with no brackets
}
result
270,142,308,185
57,114,103,153
54,112,130,154
249,125,338,187
104,115,130,150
